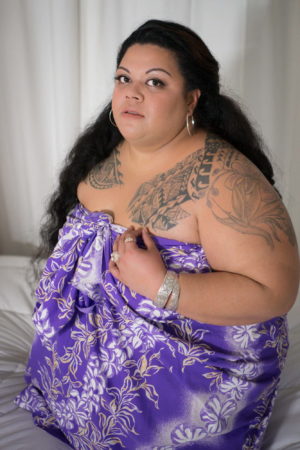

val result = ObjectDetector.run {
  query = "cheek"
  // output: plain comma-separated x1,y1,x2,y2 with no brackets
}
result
111,86,124,108
151,94,186,121
111,89,118,109
146,93,166,110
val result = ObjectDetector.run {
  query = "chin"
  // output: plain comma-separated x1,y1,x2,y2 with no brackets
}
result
117,127,144,142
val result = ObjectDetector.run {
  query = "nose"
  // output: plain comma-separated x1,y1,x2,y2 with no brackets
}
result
125,83,143,102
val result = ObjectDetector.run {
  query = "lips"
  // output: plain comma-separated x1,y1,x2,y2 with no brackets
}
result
123,110,144,117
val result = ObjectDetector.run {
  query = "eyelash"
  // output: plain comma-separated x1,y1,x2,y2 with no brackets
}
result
114,75,165,88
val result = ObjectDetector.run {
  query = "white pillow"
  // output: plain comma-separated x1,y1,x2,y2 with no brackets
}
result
0,255,36,315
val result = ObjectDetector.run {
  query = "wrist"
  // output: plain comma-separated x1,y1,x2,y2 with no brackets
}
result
153,270,180,311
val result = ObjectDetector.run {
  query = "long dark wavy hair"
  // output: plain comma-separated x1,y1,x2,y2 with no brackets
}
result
38,19,276,258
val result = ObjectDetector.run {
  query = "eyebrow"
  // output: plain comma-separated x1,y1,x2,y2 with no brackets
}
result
117,65,172,77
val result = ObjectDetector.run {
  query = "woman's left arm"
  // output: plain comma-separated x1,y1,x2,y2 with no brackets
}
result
110,149,299,325
176,148,299,325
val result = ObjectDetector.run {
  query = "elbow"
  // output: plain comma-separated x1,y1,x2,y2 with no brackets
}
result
267,269,300,316
251,263,299,319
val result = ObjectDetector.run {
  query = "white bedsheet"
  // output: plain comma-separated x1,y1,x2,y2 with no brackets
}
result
0,256,69,449
0,255,299,449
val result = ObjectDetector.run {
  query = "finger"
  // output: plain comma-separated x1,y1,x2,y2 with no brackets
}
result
132,227,143,237
123,234,137,246
118,233,126,253
113,235,120,252
120,231,137,251
109,259,120,279
142,227,156,250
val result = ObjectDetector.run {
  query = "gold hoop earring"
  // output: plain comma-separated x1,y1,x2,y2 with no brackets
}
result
109,109,117,127
186,114,195,136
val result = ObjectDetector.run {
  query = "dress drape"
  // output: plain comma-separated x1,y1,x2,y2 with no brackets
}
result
16,204,288,449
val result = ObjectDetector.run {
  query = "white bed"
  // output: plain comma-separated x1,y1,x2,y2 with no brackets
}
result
0,255,299,449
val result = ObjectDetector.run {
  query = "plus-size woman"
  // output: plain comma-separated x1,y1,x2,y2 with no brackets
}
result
16,19,299,449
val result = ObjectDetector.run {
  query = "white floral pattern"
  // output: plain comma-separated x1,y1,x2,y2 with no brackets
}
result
15,204,289,449
200,396,236,433
219,377,249,400
33,307,55,341
171,423,207,444
232,325,262,348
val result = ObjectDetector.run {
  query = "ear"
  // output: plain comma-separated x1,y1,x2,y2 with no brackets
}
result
186,89,201,115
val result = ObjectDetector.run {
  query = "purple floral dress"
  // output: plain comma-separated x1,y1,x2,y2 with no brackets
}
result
16,204,288,449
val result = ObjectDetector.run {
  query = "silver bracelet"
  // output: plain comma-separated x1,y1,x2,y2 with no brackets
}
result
165,275,180,311
155,270,177,309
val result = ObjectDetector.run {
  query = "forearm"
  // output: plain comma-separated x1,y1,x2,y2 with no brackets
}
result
176,271,279,325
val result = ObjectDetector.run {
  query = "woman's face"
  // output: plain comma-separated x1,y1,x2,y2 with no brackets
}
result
112,44,199,149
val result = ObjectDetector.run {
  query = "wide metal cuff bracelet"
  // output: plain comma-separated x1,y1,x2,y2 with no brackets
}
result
154,270,178,309
165,277,180,311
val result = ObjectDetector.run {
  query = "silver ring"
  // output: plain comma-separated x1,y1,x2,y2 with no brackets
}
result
111,251,120,263
124,236,135,243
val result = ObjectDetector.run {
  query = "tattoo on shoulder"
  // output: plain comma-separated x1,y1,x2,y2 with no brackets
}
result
128,133,296,248
206,150,297,248
128,134,227,230
88,149,123,189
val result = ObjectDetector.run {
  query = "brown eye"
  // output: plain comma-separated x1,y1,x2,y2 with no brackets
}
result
114,75,130,84
146,78,165,88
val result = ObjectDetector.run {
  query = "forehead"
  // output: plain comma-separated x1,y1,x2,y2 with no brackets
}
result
119,44,181,74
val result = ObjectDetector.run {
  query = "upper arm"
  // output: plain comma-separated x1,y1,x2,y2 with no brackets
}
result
194,141,299,313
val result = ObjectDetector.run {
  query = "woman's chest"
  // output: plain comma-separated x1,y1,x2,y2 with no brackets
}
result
77,167,201,244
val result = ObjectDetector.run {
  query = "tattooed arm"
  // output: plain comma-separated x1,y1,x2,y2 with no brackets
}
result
103,137,299,325
177,140,299,325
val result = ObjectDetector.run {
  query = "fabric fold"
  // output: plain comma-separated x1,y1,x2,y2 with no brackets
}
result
15,204,289,450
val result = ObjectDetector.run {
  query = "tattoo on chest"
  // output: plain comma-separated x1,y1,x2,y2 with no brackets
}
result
88,149,123,189
128,134,224,230
87,135,296,248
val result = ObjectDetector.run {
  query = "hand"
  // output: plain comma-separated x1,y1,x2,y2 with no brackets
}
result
109,227,167,300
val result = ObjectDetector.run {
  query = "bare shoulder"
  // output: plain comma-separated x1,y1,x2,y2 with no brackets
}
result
193,134,297,250
192,134,299,312
86,149,123,190
77,149,123,211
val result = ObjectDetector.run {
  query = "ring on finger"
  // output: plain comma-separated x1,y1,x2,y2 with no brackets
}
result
124,236,135,243
111,251,121,263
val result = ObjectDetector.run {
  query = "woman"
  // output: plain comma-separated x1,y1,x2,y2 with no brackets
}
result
16,19,299,449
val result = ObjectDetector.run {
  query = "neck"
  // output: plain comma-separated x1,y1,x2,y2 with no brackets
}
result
117,128,205,178
121,126,194,166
